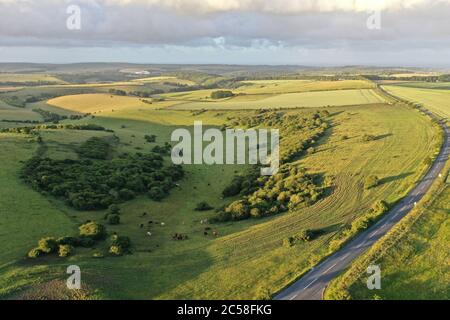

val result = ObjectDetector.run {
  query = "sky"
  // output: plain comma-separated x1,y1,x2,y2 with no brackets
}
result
0,0,450,66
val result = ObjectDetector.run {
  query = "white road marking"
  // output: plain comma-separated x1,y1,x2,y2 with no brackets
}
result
304,278,318,289
323,263,337,274
340,253,350,261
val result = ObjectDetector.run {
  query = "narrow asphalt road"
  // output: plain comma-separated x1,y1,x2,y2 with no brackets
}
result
275,113,449,301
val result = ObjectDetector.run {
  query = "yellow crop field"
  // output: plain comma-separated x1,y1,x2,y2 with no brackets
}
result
46,93,159,113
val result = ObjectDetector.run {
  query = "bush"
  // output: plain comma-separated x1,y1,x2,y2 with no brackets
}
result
107,214,121,225
108,204,121,215
297,229,314,242
111,235,131,249
283,237,295,248
144,134,157,143
148,187,165,201
78,237,95,248
195,201,214,211
28,247,43,259
211,90,234,99
109,245,124,256
118,188,135,200
365,175,379,189
56,236,78,246
79,222,106,240
38,237,58,254
77,137,112,160
58,245,74,257
372,200,388,214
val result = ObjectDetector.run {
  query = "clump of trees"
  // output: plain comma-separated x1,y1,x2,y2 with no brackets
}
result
109,89,127,96
214,111,331,222
109,234,131,256
216,165,324,222
21,151,184,210
1,123,110,134
77,137,113,160
27,222,110,259
32,108,67,123
211,90,235,99
144,134,157,143
152,142,172,156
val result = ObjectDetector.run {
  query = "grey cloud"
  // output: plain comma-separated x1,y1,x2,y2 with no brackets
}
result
0,0,449,53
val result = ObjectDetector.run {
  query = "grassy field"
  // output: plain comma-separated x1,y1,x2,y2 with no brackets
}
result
0,101,43,123
169,89,385,110
0,133,75,265
0,98,440,299
235,79,373,95
343,185,449,300
383,85,450,118
131,76,196,86
0,74,64,84
389,81,450,90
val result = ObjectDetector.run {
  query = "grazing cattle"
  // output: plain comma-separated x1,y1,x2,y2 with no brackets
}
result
140,224,144,228
142,212,147,217
204,232,208,236
148,221,153,224
161,222,165,226
204,227,211,231
147,232,152,237
213,231,219,237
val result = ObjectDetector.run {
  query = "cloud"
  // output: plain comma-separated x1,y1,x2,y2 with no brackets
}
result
0,0,449,65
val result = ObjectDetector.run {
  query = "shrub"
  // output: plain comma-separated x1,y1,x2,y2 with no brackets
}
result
38,237,58,254
297,229,314,242
144,134,157,143
111,235,131,249
365,175,379,189
28,247,43,259
107,214,121,225
58,245,74,257
283,237,295,248
148,187,165,201
78,237,95,248
56,236,78,246
372,200,388,214
108,204,121,215
79,222,106,240
195,201,214,211
118,188,135,200
77,137,111,160
211,90,234,99
109,245,124,256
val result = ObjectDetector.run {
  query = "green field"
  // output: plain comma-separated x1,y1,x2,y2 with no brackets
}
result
0,99,440,299
0,72,445,300
342,185,449,300
169,89,386,110
383,85,450,118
